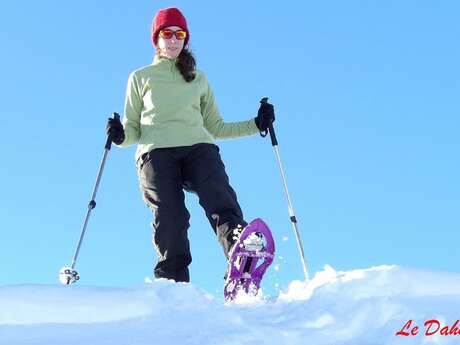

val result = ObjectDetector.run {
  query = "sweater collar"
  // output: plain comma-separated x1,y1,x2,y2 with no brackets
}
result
153,54,178,67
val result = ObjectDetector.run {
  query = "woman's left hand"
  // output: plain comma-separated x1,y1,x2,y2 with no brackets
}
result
255,100,275,132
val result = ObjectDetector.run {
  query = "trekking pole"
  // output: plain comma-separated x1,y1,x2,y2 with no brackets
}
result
260,98,309,281
59,112,120,285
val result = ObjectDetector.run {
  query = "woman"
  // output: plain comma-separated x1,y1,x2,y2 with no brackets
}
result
107,7,275,283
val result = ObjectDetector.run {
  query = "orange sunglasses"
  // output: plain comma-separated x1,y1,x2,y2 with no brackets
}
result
159,29,187,40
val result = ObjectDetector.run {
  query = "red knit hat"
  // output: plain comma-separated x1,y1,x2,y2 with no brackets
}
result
151,7,190,47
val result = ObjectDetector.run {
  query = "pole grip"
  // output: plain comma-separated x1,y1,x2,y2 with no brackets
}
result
260,97,278,146
268,121,278,146
105,112,120,150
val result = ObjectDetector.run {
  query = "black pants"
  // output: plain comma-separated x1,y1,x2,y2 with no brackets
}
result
138,143,247,282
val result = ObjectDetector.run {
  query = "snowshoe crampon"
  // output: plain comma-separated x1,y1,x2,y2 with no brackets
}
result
224,218,275,302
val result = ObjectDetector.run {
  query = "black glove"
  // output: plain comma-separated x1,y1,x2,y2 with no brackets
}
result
106,116,125,145
254,100,275,132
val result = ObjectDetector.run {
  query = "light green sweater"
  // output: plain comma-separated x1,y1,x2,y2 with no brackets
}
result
118,55,259,163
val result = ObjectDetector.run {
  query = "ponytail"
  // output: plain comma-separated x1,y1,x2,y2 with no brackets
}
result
176,48,196,82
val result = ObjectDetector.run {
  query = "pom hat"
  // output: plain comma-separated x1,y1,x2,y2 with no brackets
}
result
151,7,190,47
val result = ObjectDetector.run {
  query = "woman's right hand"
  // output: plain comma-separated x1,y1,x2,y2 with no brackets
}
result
106,116,125,145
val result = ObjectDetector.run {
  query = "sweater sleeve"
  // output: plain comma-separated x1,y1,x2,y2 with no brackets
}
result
201,75,259,139
118,72,142,147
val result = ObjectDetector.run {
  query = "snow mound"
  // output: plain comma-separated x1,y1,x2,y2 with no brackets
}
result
1,265,460,345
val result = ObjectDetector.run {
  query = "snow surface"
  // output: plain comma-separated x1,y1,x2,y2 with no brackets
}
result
1,265,460,345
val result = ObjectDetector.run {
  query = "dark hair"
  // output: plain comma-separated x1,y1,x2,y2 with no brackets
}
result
176,48,196,82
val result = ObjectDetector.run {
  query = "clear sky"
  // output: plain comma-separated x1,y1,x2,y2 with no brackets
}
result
0,1,458,297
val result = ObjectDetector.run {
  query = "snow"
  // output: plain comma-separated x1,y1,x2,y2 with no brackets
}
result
1,265,460,345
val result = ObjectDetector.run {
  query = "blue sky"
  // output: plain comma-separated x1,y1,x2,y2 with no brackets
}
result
0,1,458,297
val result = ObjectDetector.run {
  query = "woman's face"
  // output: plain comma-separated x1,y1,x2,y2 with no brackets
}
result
156,25,186,59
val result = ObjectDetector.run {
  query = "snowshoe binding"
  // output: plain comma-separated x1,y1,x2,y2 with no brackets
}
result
224,218,275,302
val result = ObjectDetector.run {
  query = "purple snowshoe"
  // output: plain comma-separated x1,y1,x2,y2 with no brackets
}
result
224,218,275,302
